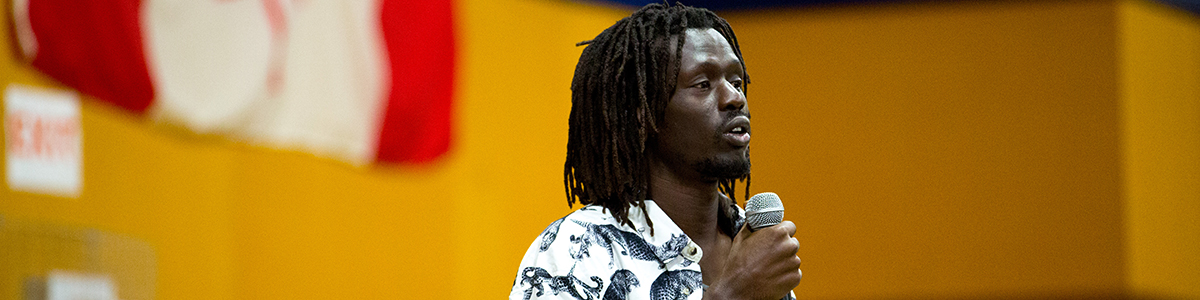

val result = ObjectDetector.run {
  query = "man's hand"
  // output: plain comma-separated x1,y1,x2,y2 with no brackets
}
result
705,221,801,300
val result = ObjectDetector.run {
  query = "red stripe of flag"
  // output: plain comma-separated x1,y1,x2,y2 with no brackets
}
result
376,0,455,164
26,0,154,113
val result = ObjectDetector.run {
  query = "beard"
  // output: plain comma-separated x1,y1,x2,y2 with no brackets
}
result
693,151,751,180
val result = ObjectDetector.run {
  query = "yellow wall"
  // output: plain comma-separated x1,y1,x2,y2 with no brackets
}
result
728,1,1126,298
1,0,1197,299
1,45,239,300
1120,0,1200,298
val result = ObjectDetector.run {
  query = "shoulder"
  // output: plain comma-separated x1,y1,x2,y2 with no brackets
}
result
509,206,622,300
517,205,623,266
527,206,615,253
510,203,710,300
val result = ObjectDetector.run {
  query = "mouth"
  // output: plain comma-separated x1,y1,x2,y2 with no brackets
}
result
723,116,751,147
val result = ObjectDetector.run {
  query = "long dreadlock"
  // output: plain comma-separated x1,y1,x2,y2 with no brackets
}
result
564,2,751,234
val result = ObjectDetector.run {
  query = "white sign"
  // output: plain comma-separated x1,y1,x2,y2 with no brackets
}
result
46,270,117,300
4,84,82,197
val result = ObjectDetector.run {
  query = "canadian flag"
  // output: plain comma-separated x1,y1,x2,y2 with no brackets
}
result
12,0,454,165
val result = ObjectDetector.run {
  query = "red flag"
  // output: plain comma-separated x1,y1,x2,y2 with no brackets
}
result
14,0,455,165
19,0,154,113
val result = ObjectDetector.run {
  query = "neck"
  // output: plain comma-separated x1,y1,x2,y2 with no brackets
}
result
648,159,725,242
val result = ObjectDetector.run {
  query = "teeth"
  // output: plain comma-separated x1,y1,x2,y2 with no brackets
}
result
731,127,744,133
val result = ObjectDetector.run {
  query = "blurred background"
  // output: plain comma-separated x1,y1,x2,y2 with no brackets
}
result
1,0,1197,299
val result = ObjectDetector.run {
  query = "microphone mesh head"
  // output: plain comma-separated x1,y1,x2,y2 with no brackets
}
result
746,192,785,230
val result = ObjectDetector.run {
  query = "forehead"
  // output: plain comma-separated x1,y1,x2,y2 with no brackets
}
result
678,28,739,71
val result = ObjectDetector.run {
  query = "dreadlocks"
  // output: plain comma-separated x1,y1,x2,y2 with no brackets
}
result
564,2,751,232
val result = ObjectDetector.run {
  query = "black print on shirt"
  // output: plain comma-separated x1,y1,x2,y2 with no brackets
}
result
601,269,639,300
539,217,565,252
650,270,703,300
519,267,603,300
570,220,690,268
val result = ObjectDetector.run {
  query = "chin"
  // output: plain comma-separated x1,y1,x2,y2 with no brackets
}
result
695,155,751,180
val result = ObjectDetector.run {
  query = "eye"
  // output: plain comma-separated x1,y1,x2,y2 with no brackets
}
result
731,79,743,90
692,81,711,89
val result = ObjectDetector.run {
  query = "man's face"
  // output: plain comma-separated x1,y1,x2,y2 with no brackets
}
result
654,28,750,181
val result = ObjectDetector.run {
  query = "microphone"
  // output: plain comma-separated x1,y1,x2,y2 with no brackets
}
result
745,192,785,231
745,192,801,300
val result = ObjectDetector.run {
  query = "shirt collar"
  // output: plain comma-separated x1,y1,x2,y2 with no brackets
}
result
624,199,746,244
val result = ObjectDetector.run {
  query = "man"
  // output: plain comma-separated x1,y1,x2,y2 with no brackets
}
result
510,3,801,300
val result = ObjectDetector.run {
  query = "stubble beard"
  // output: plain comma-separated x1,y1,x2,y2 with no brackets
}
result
694,150,751,180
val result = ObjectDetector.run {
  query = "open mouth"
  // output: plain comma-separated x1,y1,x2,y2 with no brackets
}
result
723,117,751,146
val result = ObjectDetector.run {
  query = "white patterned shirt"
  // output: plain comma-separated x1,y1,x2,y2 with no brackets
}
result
509,200,796,300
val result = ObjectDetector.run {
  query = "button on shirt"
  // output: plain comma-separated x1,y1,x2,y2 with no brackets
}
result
510,200,795,300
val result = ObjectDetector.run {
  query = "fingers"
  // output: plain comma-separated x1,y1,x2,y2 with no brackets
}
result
789,236,800,254
787,255,803,285
778,221,796,237
750,221,798,257
768,255,803,294
777,222,802,287
721,220,804,299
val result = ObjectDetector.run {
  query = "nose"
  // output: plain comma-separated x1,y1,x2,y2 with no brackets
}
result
719,80,746,111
